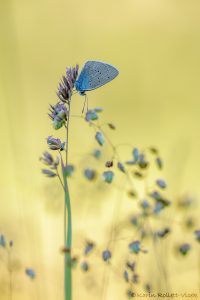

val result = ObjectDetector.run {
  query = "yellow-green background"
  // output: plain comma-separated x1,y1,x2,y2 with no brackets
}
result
0,0,200,299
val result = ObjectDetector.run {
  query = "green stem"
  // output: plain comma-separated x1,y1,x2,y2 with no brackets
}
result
61,156,72,300
63,175,72,300
61,100,72,300
7,249,13,300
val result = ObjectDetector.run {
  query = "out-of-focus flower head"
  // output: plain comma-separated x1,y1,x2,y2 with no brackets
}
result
40,151,59,169
84,240,95,256
154,227,170,239
57,65,79,103
123,270,129,282
85,109,99,122
130,215,139,227
117,162,125,173
129,240,141,254
49,102,68,130
84,168,97,181
102,170,114,183
40,151,59,177
0,235,6,247
64,165,75,177
126,261,136,272
179,243,191,256
42,169,57,177
92,149,101,159
80,261,89,272
177,195,194,209
144,283,152,293
156,179,167,189
150,191,171,208
105,160,113,168
70,256,78,268
127,290,134,298
132,273,139,284
155,157,163,169
25,268,36,279
194,230,200,243
102,249,112,262
95,132,105,146
47,136,65,151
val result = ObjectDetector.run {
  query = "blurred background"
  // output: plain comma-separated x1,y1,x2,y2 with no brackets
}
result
0,0,200,299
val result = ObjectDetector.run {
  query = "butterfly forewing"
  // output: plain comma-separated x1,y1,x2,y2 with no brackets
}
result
76,61,119,92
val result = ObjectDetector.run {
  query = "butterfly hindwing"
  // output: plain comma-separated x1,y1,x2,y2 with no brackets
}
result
76,61,119,93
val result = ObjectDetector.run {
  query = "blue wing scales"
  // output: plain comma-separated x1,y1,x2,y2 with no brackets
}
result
75,61,119,93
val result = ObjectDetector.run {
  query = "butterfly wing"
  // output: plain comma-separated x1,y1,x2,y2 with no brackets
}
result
75,61,119,93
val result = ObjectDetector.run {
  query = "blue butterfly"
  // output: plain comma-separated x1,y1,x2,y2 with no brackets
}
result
75,61,119,95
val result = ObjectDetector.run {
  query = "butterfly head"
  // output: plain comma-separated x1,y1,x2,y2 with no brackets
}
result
75,80,86,96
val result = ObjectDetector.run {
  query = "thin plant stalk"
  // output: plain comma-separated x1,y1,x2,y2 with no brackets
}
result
60,101,72,300
63,175,72,300
7,249,13,300
42,66,78,300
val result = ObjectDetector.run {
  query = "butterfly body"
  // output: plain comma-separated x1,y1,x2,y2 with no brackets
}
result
75,61,119,95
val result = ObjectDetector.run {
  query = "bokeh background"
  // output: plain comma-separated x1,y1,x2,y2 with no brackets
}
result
0,0,200,299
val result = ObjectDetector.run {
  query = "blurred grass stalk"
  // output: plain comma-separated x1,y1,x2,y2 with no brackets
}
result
62,172,72,300
61,103,72,300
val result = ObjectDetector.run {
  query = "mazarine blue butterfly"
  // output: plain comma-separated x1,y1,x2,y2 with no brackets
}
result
75,61,119,95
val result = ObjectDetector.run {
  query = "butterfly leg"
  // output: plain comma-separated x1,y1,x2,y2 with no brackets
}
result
86,94,89,112
82,95,87,114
